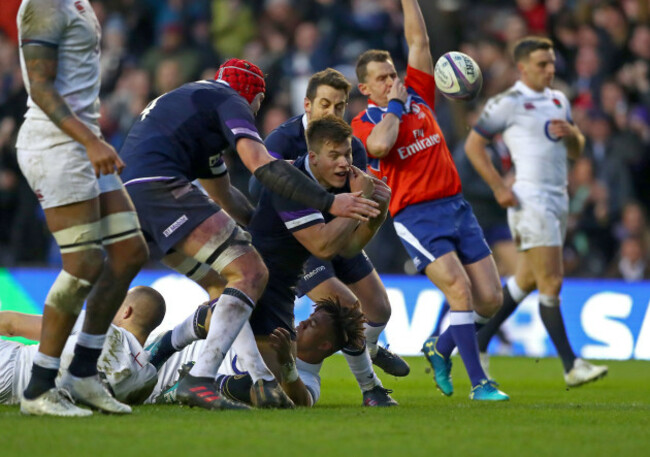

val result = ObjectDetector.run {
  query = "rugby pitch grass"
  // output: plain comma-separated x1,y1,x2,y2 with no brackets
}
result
1,355,648,457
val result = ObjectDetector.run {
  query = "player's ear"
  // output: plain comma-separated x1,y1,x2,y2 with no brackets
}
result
123,306,133,320
304,97,312,115
358,82,370,97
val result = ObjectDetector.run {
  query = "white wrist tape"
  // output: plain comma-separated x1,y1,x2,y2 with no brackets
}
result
281,361,299,383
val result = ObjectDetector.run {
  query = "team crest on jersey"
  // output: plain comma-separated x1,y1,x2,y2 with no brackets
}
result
410,103,426,120
553,98,562,108
74,1,85,12
524,102,535,110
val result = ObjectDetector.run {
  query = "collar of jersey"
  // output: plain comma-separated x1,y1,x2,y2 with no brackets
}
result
296,357,323,375
514,80,552,98
301,113,308,130
303,154,317,182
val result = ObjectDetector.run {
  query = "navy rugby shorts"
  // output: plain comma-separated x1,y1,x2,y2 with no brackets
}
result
393,194,491,272
295,252,374,297
125,178,220,260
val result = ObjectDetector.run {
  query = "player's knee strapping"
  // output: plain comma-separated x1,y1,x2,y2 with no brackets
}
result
193,225,252,273
45,270,93,315
171,255,212,282
52,220,103,254
100,211,142,246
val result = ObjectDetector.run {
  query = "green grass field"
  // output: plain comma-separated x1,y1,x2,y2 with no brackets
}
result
1,355,649,457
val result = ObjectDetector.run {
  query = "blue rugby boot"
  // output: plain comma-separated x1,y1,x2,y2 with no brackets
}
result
469,379,509,401
421,337,453,396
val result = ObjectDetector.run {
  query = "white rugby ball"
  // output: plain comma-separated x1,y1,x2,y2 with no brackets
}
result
434,51,483,101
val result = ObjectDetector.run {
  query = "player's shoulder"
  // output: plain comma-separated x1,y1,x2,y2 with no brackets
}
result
267,115,303,142
488,85,523,104
548,88,570,104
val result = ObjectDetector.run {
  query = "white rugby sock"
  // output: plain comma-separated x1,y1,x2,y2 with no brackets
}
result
229,322,275,382
342,345,382,392
171,313,199,350
364,321,386,358
190,289,254,379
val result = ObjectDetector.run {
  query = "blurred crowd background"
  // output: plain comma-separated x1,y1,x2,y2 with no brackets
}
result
0,0,649,280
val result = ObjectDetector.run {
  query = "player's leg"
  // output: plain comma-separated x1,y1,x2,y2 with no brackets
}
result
21,198,102,416
61,182,148,413
422,252,490,391
347,269,410,377
172,211,290,408
476,254,536,353
527,244,606,386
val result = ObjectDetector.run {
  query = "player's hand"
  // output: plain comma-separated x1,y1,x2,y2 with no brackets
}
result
349,165,375,198
548,119,575,139
269,327,294,365
330,192,380,222
85,137,125,176
494,185,518,208
370,176,391,206
388,77,408,104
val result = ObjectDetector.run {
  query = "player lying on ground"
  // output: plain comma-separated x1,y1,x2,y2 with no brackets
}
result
248,68,409,389
0,287,165,406
148,297,366,407
118,58,381,411
149,116,396,407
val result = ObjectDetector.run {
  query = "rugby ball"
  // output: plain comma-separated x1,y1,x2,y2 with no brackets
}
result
434,51,483,101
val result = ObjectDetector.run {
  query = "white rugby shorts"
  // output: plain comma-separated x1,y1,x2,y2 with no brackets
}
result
507,182,568,251
17,140,123,209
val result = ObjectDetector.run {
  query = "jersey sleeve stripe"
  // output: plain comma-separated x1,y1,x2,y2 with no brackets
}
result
282,212,323,230
473,125,493,139
230,127,262,141
21,39,58,48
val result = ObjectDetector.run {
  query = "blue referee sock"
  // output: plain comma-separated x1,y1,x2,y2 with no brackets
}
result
449,311,486,386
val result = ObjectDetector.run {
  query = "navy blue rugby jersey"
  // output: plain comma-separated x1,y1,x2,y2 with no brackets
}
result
248,114,364,200
265,114,367,169
248,155,331,303
119,80,263,183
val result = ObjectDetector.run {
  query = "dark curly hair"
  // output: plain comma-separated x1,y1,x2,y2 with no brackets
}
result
313,297,366,353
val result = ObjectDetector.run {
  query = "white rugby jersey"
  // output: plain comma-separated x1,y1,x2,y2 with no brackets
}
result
5,312,155,405
474,81,573,190
60,312,157,404
17,0,101,130
145,340,323,405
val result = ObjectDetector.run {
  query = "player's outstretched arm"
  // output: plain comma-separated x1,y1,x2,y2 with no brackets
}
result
402,0,433,74
199,175,255,227
237,138,379,221
269,328,313,407
465,130,518,208
0,311,42,341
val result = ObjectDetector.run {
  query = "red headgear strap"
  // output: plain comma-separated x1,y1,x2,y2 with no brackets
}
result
215,59,266,104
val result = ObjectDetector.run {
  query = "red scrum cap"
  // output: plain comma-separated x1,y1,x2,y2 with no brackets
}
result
215,58,266,104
